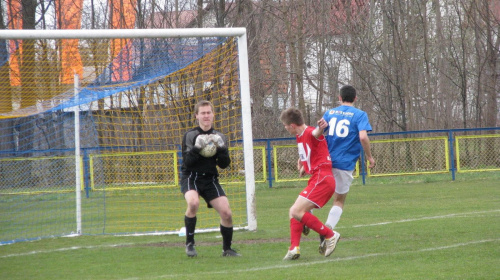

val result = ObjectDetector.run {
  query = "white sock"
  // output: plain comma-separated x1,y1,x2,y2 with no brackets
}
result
325,206,343,229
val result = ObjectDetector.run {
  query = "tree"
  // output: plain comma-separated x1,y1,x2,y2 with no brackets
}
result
1,0,498,138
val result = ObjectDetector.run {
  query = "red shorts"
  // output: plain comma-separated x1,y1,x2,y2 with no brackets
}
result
299,168,336,208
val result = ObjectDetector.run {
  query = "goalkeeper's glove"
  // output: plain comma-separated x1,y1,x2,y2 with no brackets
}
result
194,135,207,149
209,134,225,148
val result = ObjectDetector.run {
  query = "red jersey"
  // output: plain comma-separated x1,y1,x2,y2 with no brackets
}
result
296,126,332,174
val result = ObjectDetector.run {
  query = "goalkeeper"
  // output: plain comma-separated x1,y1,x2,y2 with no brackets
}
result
180,100,240,257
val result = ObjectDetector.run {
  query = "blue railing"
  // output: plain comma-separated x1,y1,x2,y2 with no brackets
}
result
252,127,500,188
1,127,498,190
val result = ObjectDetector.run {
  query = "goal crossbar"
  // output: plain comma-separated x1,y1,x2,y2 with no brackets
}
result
0,28,247,39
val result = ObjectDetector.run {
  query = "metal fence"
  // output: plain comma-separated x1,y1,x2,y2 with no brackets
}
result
258,127,500,187
1,128,498,192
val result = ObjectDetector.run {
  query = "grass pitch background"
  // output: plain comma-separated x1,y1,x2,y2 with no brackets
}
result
1,172,499,279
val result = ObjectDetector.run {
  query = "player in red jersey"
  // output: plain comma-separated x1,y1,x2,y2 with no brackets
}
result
280,107,341,260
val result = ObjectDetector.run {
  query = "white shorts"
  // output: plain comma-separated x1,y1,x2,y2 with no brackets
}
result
332,168,354,195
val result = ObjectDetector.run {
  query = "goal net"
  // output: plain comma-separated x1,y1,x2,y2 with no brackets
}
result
0,28,256,244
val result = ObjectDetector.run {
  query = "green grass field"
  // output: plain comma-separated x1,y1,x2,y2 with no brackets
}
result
1,172,499,280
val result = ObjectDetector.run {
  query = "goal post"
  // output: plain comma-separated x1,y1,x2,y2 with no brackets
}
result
0,28,256,244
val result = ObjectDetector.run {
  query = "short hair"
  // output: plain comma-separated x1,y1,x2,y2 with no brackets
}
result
340,85,356,102
280,107,304,126
194,100,214,114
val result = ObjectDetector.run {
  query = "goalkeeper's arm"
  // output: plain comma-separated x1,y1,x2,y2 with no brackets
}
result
182,132,203,168
213,133,230,169
216,146,230,169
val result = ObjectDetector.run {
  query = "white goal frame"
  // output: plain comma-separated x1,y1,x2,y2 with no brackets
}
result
0,28,257,233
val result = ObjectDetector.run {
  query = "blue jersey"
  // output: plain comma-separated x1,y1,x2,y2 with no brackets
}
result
322,105,372,170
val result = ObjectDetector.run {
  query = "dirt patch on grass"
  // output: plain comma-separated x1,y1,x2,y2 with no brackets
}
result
119,236,360,248
119,238,289,248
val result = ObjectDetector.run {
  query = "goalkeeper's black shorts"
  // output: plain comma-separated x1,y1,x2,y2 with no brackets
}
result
180,171,226,208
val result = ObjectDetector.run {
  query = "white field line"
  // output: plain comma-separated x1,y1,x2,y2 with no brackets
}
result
349,209,500,228
1,209,498,260
144,239,500,280
0,243,135,259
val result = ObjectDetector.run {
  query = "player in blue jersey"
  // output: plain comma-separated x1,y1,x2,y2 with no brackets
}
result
316,85,375,254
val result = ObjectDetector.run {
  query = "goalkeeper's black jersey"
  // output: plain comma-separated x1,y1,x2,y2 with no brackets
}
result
181,126,230,177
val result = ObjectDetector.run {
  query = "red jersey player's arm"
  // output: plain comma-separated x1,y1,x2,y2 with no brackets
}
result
311,126,324,139
297,157,306,177
314,118,328,139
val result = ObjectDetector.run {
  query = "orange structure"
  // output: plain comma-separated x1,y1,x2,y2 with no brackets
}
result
109,0,137,82
56,0,84,84
7,0,22,86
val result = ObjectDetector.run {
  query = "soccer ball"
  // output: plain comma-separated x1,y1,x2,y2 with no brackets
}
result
199,140,217,157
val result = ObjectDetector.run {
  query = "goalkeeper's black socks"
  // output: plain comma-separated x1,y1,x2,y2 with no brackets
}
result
185,215,197,245
220,224,234,251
